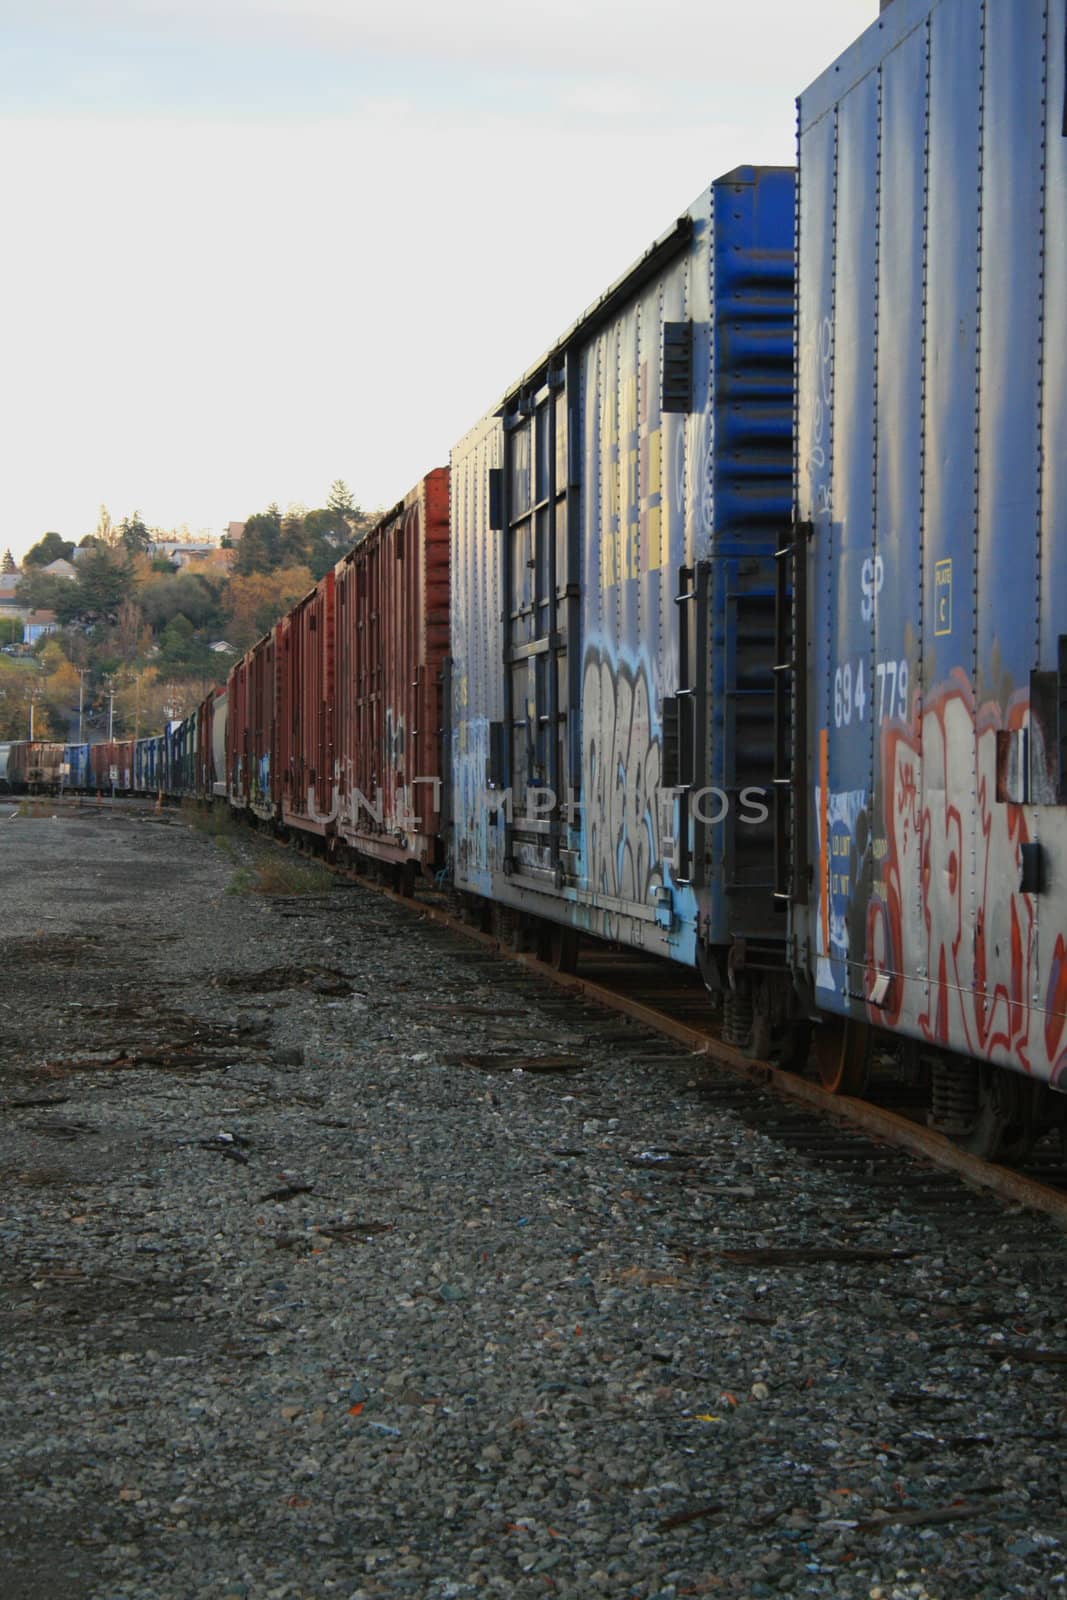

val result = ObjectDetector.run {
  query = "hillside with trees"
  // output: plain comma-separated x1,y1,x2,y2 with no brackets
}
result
1,482,376,742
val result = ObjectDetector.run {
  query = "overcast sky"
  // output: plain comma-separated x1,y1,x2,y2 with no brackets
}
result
1,0,877,562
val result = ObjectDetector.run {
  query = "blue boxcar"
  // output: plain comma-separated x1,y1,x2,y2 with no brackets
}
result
451,166,795,992
794,0,1067,1096
63,743,91,788
133,735,164,793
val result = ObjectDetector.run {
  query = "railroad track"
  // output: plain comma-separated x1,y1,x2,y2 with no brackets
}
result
39,795,1067,1234
323,858,1067,1235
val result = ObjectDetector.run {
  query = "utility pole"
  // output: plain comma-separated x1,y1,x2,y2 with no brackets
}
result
28,687,38,740
107,680,115,741
77,669,88,744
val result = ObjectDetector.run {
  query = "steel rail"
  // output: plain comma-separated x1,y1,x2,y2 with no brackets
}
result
344,871,1067,1232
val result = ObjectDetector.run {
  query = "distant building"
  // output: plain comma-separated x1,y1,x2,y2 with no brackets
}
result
188,547,235,575
41,558,78,581
148,536,225,568
226,522,246,545
24,608,58,644
0,573,27,633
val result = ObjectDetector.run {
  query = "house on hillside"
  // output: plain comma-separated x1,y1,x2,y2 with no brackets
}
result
0,572,27,641
41,558,78,581
149,537,224,569
24,608,58,645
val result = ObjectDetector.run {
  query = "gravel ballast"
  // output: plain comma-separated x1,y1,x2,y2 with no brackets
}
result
2,800,1066,1600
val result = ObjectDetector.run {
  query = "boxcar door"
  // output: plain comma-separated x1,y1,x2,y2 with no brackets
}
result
501,362,577,881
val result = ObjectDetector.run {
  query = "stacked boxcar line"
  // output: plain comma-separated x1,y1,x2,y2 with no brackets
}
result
4,0,1064,1165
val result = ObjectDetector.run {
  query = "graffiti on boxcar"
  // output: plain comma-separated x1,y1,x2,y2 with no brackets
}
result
385,707,406,772
803,315,834,519
582,654,663,905
868,673,1040,1069
815,787,869,993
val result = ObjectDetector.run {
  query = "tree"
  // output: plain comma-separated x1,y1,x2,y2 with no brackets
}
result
327,480,360,518
157,614,216,677
278,506,310,570
296,507,345,577
112,597,151,665
119,511,151,554
0,659,57,740
39,645,80,730
224,564,313,648
1,549,15,574
16,566,68,614
94,505,120,550
24,531,75,567
141,571,221,632
54,549,133,626
233,505,283,575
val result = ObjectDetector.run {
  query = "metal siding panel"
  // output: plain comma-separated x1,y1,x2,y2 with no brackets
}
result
921,0,981,1050
1041,0,1067,670
451,418,503,894
820,72,879,1007
708,169,795,944
1039,0,1067,1079
971,0,1046,1064
796,107,839,996
978,1,1043,699
871,20,929,1034
802,0,1067,1082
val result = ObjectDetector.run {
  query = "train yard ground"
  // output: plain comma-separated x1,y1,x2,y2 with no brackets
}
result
3,802,1067,1600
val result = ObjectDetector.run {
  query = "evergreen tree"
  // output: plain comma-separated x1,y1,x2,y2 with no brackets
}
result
1,548,16,574
327,480,359,518
24,530,75,566
234,504,283,575
119,511,151,554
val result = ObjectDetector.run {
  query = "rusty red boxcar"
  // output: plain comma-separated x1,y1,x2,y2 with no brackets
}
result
279,571,336,837
227,631,279,821
334,470,449,885
88,740,134,792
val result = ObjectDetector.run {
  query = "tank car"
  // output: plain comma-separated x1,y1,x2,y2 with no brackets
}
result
791,0,1067,1152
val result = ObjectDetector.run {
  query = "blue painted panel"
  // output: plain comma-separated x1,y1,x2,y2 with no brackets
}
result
923,0,980,696
919,0,982,1042
707,169,795,941
796,105,839,998
799,0,1067,1080
1043,0,1067,671
823,74,879,1004
64,743,90,788
977,0,1044,702
870,19,928,1012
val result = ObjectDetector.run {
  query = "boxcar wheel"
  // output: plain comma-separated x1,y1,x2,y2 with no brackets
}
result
813,1018,869,1095
959,1065,1035,1163
538,923,579,974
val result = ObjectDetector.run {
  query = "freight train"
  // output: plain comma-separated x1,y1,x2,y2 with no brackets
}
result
5,0,1064,1161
